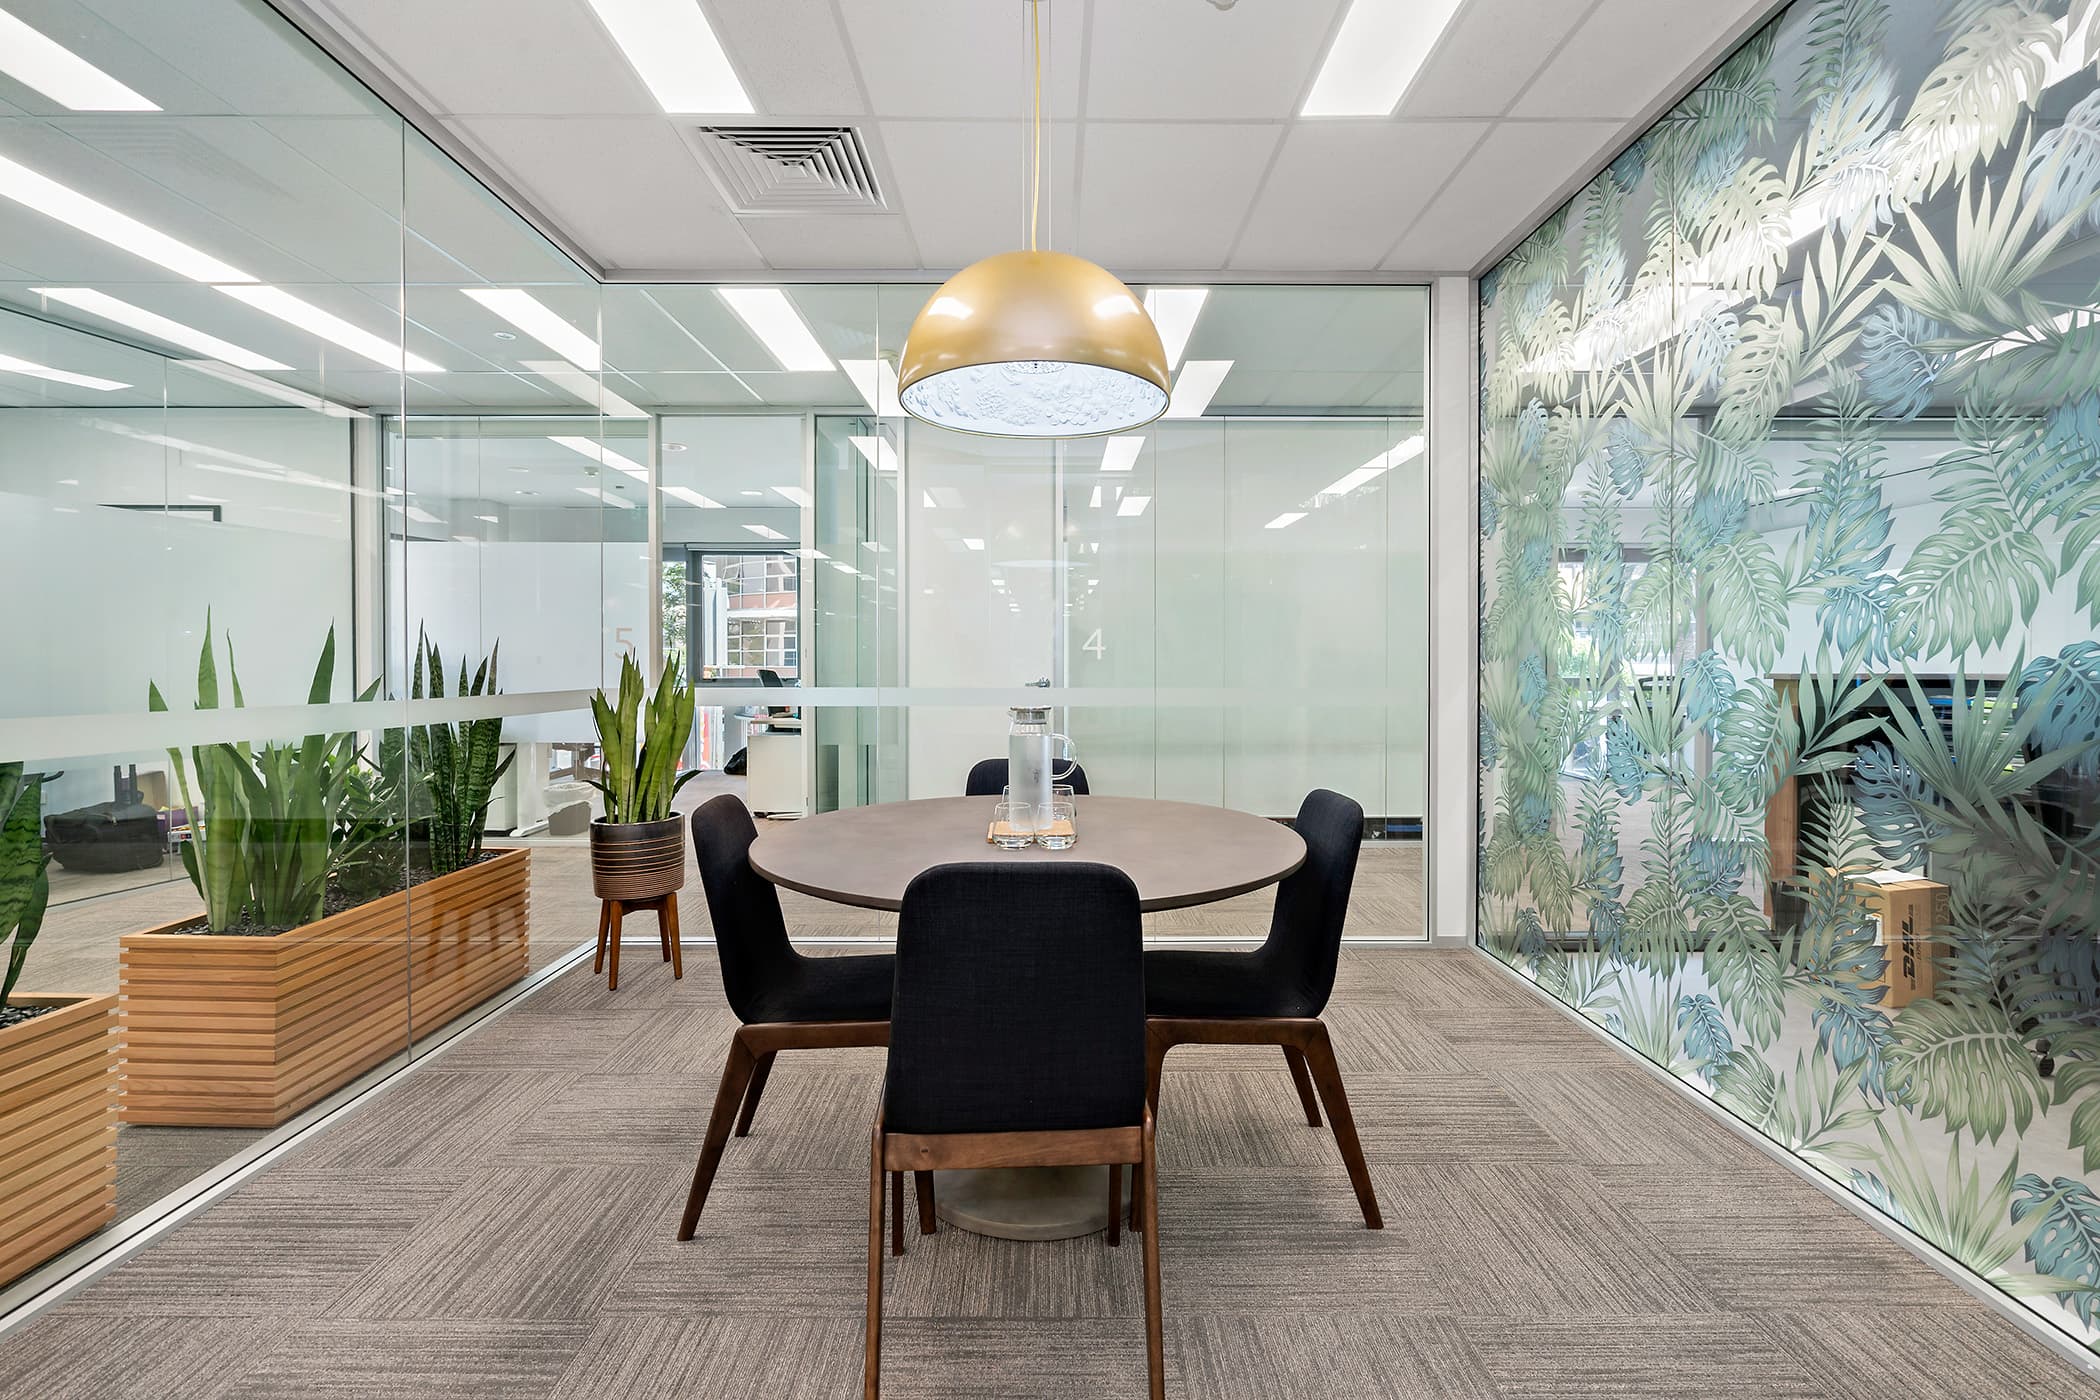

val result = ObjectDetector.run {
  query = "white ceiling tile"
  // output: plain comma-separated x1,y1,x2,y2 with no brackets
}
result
1381,120,1623,271
1085,0,1344,120
307,0,659,115
1077,123,1282,271
1232,122,1488,271
451,117,763,272
1394,0,1591,118
1511,0,1773,120
738,214,923,271
708,0,866,115
880,120,1078,269
835,0,1084,120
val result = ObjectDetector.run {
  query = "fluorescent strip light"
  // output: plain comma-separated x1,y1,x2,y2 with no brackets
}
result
840,358,904,416
178,360,364,418
962,537,985,551
849,435,900,473
745,523,787,540
464,289,601,371
773,485,810,507
831,560,859,575
219,285,441,373
0,156,251,282
720,288,832,371
663,486,723,508
584,0,752,113
793,548,829,560
1117,495,1152,517
547,434,648,479
1266,511,1307,530
1302,0,1467,116
1142,289,1208,370
518,359,646,418
1099,435,1144,472
1089,484,1103,509
1163,360,1232,419
0,12,158,110
921,490,938,509
574,484,638,509
34,288,288,370
403,504,443,524
0,352,126,391
1317,435,1423,498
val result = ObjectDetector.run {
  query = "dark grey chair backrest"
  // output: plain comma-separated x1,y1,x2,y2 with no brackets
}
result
690,794,797,1025
1260,789,1365,1018
884,862,1144,1136
963,758,1092,797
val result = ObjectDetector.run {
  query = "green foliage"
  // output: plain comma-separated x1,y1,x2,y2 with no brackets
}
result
1866,1117,2033,1276
0,764,50,1007
1887,996,2048,1143
150,613,390,933
404,630,512,875
2013,1175,2100,1326
587,652,698,825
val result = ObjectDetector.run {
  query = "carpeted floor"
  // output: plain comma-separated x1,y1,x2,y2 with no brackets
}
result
1,948,2090,1399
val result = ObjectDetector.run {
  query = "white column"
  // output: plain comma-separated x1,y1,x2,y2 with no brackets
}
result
1426,275,1479,946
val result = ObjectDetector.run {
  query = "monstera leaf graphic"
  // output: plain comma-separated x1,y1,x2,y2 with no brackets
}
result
2012,1175,2100,1326
2018,644,2100,777
1676,993,1735,1084
1887,997,2050,1144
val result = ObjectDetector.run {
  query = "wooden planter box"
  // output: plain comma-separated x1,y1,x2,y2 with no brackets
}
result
0,994,119,1285
120,847,531,1128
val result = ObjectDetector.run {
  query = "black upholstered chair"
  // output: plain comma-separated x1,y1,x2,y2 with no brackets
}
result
865,863,1161,1400
1143,788,1381,1229
677,794,894,1240
962,757,1090,796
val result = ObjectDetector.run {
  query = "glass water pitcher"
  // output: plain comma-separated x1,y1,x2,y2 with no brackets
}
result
1006,705,1077,832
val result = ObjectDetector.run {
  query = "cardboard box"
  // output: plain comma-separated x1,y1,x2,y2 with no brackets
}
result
1853,872,1949,1009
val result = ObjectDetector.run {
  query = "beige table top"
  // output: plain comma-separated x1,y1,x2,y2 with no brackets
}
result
748,795,1305,913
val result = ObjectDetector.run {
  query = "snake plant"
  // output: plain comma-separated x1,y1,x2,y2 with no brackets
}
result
587,653,697,825
0,763,50,1009
150,613,391,933
400,629,512,875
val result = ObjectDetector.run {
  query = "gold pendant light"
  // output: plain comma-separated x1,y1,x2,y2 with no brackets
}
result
898,1,1168,438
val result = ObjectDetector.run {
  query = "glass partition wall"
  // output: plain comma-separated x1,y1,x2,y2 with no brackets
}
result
0,0,1429,1300
1480,0,2100,1355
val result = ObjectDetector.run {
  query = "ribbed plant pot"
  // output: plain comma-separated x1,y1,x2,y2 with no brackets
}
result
590,815,687,901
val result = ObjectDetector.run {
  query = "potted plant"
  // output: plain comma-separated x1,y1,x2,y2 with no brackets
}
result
0,761,120,1284
587,653,697,907
120,619,531,1128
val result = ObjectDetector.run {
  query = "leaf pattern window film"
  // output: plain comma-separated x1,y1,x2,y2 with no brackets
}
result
1480,0,2100,1353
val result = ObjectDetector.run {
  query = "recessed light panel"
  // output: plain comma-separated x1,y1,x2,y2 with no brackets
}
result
0,352,127,391
585,0,753,113
220,285,442,373
0,155,251,282
721,288,833,372
1302,0,1467,117
0,10,158,110
1162,361,1232,420
34,288,289,371
1142,289,1208,370
464,289,601,371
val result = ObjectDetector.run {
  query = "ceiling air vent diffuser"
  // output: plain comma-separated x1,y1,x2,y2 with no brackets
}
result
686,125,886,215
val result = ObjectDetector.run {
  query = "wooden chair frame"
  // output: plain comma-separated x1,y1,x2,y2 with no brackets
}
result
864,1102,1164,1400
593,892,682,992
677,1019,890,1240
1146,1016,1382,1230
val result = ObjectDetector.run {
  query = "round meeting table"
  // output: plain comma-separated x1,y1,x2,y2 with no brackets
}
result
748,793,1305,1241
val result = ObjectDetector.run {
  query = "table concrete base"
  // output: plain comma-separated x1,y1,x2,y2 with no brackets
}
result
933,1165,1122,1241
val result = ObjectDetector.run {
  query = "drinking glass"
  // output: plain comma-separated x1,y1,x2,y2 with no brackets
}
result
1037,797,1077,849
990,800,1035,849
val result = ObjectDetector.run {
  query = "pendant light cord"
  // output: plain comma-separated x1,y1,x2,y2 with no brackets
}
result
1028,0,1042,253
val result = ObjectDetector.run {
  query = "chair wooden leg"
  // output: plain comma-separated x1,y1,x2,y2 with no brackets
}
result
665,893,683,979
914,1171,936,1235
734,1052,776,1138
865,1119,885,1400
1107,1163,1122,1248
1301,1024,1382,1230
606,900,623,991
1282,1045,1323,1127
890,1171,905,1257
1145,1026,1169,1117
593,901,611,974
677,1032,758,1240
1139,1110,1164,1400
